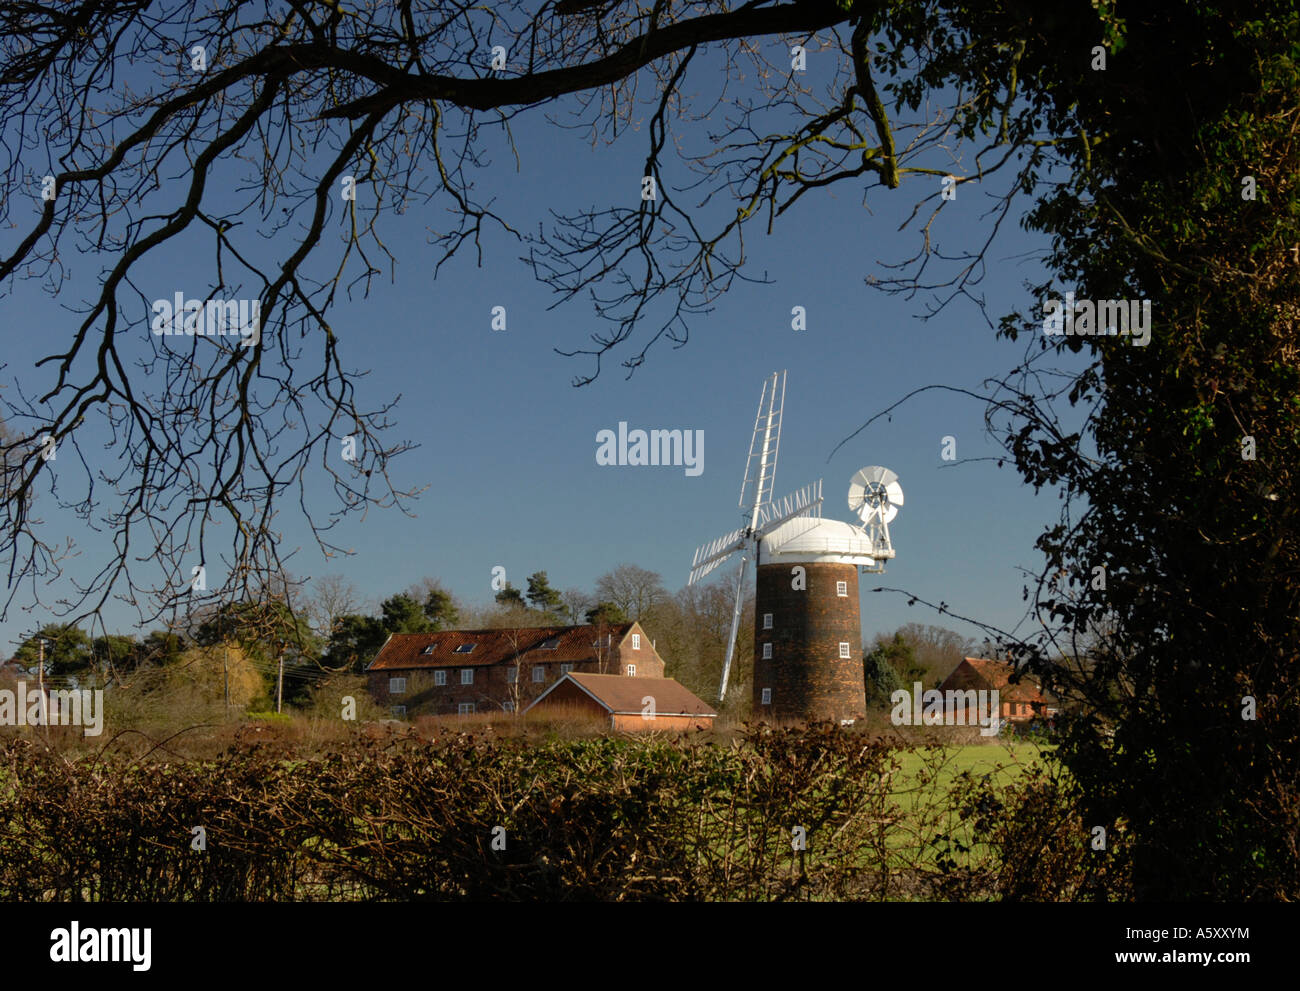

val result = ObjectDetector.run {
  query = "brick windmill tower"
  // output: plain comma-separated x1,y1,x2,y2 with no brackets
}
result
687,371,903,723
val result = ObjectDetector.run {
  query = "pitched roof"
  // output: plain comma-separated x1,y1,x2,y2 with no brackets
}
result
942,657,1045,701
527,673,717,718
366,623,636,671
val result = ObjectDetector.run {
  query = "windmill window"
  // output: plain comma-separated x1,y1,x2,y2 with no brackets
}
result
388,677,406,695
434,670,447,686
761,688,771,705
453,643,476,653
762,613,773,630
460,668,474,685
839,642,851,659
836,581,848,597
762,643,772,660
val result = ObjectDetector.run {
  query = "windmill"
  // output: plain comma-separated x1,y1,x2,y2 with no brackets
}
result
688,371,905,721
687,370,823,703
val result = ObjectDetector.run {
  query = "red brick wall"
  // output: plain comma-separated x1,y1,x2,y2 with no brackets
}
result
614,624,666,678
370,659,600,717
368,623,669,718
611,712,712,732
752,561,865,723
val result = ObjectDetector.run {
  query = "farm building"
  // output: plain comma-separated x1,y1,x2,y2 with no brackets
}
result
937,657,1057,724
525,672,716,731
365,621,665,718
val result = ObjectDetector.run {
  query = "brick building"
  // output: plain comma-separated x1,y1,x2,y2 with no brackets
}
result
365,622,665,717
937,657,1056,723
525,673,716,731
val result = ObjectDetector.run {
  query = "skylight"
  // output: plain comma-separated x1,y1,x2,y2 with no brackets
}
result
539,637,560,650
420,645,435,655
453,643,476,653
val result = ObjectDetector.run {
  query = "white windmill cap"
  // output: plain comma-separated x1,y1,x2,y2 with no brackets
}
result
757,517,877,566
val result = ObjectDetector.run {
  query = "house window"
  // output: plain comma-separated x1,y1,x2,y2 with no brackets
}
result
388,677,406,695
502,701,515,713
460,668,474,685
458,702,475,716
839,642,851,659
507,666,518,683
761,688,771,705
390,705,407,718
762,643,772,660
420,645,435,655
434,670,447,686
532,665,545,683
632,634,641,650
626,664,636,676
762,613,773,630
560,663,574,674
836,581,848,597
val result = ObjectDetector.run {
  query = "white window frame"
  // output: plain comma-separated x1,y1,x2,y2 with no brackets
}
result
760,688,771,706
631,633,641,650
762,643,772,660
532,665,545,683
434,670,447,686
388,677,406,695
836,581,848,597
560,662,574,674
458,702,475,716
390,705,407,718
502,701,515,713
506,666,518,683
626,664,636,676
460,668,474,685
839,642,851,659
762,613,773,630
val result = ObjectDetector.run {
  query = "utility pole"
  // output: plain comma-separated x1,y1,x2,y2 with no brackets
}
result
36,637,49,739
222,613,230,712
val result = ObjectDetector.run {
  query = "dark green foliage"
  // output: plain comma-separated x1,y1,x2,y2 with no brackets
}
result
12,624,92,680
863,638,906,704
494,583,526,607
584,600,627,625
524,571,563,619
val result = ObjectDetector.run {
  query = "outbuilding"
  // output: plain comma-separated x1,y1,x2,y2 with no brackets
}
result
525,672,716,731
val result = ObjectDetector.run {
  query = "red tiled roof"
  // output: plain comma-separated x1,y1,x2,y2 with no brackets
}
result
365,623,636,671
942,657,1045,701
528,673,717,717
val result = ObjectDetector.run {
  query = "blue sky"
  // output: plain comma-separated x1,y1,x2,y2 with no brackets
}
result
0,36,1079,658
